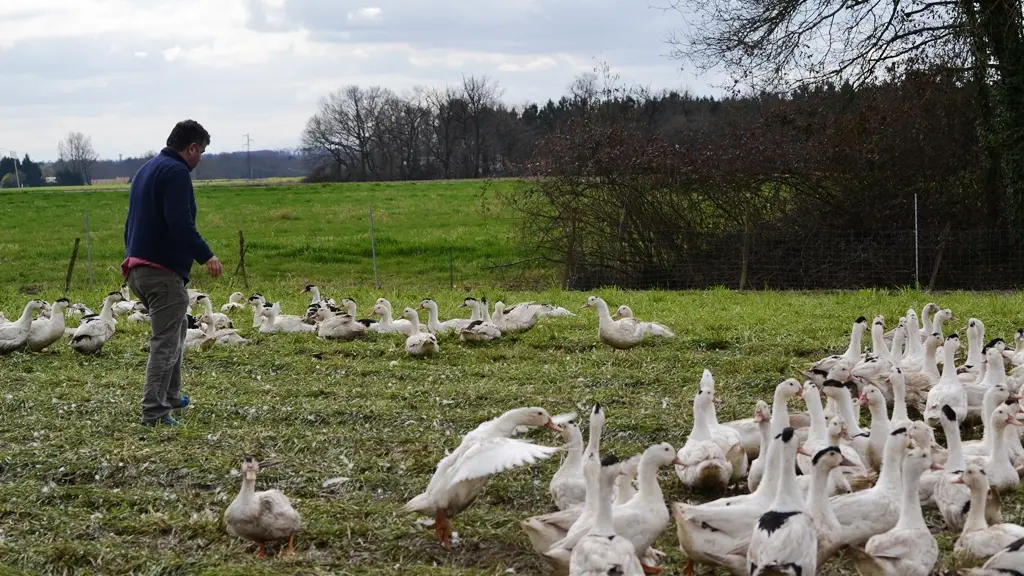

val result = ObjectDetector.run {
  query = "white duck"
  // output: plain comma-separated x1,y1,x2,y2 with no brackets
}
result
224,456,301,558
110,284,137,316
797,381,861,495
221,292,247,312
492,300,574,334
403,407,562,550
961,537,1024,576
857,384,892,472
846,446,940,576
696,369,748,481
828,426,912,546
674,387,733,490
546,442,681,575
952,464,1024,561
69,292,124,354
746,400,771,492
747,427,817,576
257,303,315,334
196,294,233,329
549,422,586,511
611,305,675,338
959,318,986,378
418,298,471,334
932,404,1002,531
26,298,69,352
337,298,378,331
580,295,665,350
567,454,644,576
312,307,366,342
806,444,858,565
810,315,868,373
371,299,422,334
924,334,968,426
401,307,439,358
0,299,45,354
200,314,250,346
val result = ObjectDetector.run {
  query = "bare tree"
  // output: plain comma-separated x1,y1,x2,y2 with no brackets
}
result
425,85,464,179
58,132,99,184
460,75,501,178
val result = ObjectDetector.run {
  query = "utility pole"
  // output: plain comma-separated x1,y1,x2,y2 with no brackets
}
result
243,133,254,180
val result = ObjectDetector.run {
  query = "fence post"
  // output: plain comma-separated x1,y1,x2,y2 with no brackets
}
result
369,204,380,289
928,222,952,291
449,247,454,288
739,217,752,290
65,238,81,296
84,209,94,289
914,193,920,289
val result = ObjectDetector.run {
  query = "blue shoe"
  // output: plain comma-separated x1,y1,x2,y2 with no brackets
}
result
142,416,179,427
172,394,190,410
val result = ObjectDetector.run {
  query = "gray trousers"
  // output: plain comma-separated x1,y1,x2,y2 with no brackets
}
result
126,265,189,423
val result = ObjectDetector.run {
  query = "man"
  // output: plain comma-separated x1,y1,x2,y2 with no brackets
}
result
122,120,223,427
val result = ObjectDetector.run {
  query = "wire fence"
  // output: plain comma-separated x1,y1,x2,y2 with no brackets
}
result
563,228,1024,291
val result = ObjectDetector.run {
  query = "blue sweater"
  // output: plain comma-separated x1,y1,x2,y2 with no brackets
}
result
124,148,214,283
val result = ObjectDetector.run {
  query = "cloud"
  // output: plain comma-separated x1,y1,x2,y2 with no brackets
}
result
0,0,727,161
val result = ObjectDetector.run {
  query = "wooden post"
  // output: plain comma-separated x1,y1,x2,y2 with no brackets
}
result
739,216,752,290
928,222,953,292
65,238,80,296
235,231,249,289
84,210,94,288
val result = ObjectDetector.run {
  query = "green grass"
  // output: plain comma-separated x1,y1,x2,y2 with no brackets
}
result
0,181,1022,575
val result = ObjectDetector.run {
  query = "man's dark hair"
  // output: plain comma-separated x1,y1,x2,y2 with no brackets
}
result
166,120,211,151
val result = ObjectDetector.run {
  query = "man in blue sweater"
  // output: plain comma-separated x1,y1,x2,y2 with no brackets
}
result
123,120,223,427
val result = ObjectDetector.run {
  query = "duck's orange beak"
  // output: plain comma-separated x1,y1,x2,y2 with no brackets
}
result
545,419,563,432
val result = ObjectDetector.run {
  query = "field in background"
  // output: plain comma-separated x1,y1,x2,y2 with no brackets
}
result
1,180,1023,574
0,179,548,300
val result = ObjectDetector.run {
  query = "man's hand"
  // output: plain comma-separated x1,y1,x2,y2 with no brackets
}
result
205,256,223,279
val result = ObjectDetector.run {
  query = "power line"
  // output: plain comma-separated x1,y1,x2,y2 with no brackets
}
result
243,133,254,180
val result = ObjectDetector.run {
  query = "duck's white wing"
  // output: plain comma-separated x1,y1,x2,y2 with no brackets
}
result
569,534,644,576
748,513,817,575
447,438,560,485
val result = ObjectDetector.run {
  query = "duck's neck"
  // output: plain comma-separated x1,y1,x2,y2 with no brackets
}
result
238,476,256,503
378,306,395,326
966,330,984,369
804,390,828,442
940,345,959,382
963,481,990,532
871,325,889,358
16,303,36,327
868,399,891,439
989,421,1013,473
890,329,906,365
48,306,67,330
691,400,712,441
921,308,935,336
907,316,924,355
98,298,116,322
770,390,792,435
770,449,804,511
425,306,441,331
563,430,584,468
481,302,492,323
845,325,864,362
894,466,927,531
591,468,618,536
309,287,321,303
634,455,664,505
876,439,904,492
891,378,910,424
756,421,771,463
836,393,865,436
594,301,613,328
203,298,214,317
407,315,421,333
807,463,838,525
344,302,357,316
922,343,940,379
943,419,966,471
469,303,481,322
585,416,603,459
981,394,1003,448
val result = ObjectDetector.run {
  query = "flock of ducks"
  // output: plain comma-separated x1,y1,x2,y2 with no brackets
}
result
6,287,1023,574
0,285,675,358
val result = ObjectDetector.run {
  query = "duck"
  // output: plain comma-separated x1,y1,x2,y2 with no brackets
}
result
674,387,733,490
567,454,645,576
611,305,675,338
195,294,233,329
549,422,586,511
312,307,366,342
806,444,858,565
580,296,666,350
747,426,817,576
958,318,986,378
961,382,1019,460
221,292,247,312
492,300,574,334
810,316,868,373
828,426,913,546
821,379,872,464
371,299,422,334
546,442,681,575
966,347,1015,424
857,384,892,472
301,284,335,311
247,294,267,328
184,320,215,350
403,407,562,550
417,299,471,334
960,537,1024,576
0,299,46,354
199,314,250,346
695,370,748,481
932,404,1003,531
337,298,378,331
110,284,138,316
257,303,315,334
797,381,861,495
746,400,772,492
224,456,301,558
69,292,125,355
26,298,69,352
924,334,968,425
951,464,1024,561
846,446,940,576
401,307,439,358
127,302,150,323
979,402,1024,494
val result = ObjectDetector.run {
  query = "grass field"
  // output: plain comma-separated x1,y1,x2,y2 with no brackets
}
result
1,180,1022,575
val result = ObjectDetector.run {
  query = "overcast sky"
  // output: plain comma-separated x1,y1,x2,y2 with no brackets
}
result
0,0,726,162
